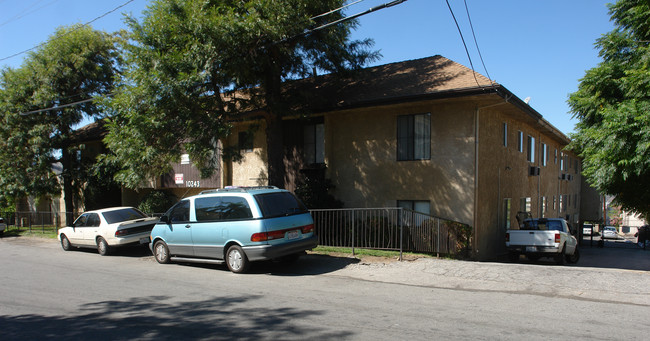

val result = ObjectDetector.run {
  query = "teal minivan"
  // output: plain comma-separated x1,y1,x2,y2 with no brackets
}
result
150,187,317,273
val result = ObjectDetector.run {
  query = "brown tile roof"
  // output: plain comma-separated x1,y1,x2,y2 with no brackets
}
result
283,55,497,112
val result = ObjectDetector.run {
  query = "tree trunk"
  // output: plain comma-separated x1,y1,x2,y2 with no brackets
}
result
265,115,285,188
61,147,76,226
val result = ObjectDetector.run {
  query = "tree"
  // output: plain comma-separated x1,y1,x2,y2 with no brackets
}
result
104,0,378,189
568,0,650,219
0,25,120,224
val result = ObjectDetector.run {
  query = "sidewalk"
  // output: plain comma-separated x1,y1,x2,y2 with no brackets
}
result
325,255,650,306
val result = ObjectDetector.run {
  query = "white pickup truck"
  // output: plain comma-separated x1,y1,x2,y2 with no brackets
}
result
506,218,579,265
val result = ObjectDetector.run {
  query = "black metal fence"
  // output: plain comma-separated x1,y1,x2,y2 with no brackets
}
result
0,211,69,233
310,208,472,258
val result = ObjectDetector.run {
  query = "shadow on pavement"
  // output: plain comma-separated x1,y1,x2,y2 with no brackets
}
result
0,295,352,340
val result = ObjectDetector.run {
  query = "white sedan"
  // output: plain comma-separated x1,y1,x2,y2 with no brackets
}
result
57,207,158,255
602,226,619,239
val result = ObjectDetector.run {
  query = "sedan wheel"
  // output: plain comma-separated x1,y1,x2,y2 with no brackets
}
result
226,245,250,273
153,240,171,264
60,234,72,251
97,237,111,256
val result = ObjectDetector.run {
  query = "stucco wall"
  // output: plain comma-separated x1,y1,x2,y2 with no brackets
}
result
225,121,269,187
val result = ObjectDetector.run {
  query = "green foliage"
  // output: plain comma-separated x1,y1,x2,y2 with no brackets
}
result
295,175,343,209
0,25,120,213
104,0,378,188
568,0,650,217
137,190,177,215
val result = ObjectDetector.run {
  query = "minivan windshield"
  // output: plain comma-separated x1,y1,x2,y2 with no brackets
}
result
254,192,307,218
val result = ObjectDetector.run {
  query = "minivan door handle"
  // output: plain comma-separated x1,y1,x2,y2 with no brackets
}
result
185,224,191,229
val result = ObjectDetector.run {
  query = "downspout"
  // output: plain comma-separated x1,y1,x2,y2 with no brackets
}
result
474,95,512,259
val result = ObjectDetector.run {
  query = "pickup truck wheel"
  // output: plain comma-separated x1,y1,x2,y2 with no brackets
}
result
566,247,580,264
555,246,566,265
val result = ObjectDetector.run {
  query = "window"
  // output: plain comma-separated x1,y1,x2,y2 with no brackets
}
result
540,197,547,218
559,195,565,213
541,143,548,166
397,200,431,215
255,192,308,218
304,123,325,164
238,131,254,153
196,196,253,221
517,131,523,153
560,153,566,171
553,195,557,210
554,149,558,164
527,136,535,162
168,200,190,223
503,123,508,147
397,113,431,161
520,197,531,213
503,198,511,229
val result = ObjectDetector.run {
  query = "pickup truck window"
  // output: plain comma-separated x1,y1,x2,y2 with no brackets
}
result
522,219,563,231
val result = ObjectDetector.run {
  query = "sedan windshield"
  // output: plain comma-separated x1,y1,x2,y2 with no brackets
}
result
102,208,148,224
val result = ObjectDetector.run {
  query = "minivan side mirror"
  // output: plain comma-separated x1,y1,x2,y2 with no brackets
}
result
159,215,169,224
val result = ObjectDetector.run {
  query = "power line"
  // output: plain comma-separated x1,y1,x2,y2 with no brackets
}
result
0,0,135,62
17,0,409,116
311,0,365,20
0,0,62,29
445,0,480,88
463,0,492,83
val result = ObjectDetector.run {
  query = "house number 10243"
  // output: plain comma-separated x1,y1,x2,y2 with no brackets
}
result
186,181,200,188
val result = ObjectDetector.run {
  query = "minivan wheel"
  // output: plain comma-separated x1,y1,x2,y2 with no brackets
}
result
226,245,250,273
97,237,111,256
153,240,170,264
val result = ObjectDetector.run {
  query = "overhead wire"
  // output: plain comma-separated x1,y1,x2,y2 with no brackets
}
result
0,0,62,28
18,0,409,116
0,0,136,62
463,0,493,83
444,0,480,88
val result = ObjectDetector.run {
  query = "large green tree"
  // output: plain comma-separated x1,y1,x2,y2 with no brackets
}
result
0,25,120,224
105,0,378,189
568,0,650,218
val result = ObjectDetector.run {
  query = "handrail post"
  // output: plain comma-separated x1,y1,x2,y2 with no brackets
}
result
351,210,355,256
399,208,403,261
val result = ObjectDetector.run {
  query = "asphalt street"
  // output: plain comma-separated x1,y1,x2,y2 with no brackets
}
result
0,236,648,340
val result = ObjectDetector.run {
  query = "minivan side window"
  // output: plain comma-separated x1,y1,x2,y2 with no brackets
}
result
195,196,253,221
168,200,190,223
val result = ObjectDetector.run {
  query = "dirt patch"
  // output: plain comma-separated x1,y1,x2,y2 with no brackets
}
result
307,250,428,264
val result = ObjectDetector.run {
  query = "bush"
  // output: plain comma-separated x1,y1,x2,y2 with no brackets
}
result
138,190,177,215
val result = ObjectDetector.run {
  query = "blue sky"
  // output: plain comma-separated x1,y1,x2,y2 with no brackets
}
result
0,0,615,134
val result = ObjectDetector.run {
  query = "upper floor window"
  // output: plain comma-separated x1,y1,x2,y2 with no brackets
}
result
503,122,508,147
517,131,524,153
238,131,254,153
304,123,325,164
527,136,535,162
541,143,548,166
397,113,431,161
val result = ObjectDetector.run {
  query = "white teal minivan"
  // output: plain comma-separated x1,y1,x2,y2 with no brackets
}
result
150,187,317,273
